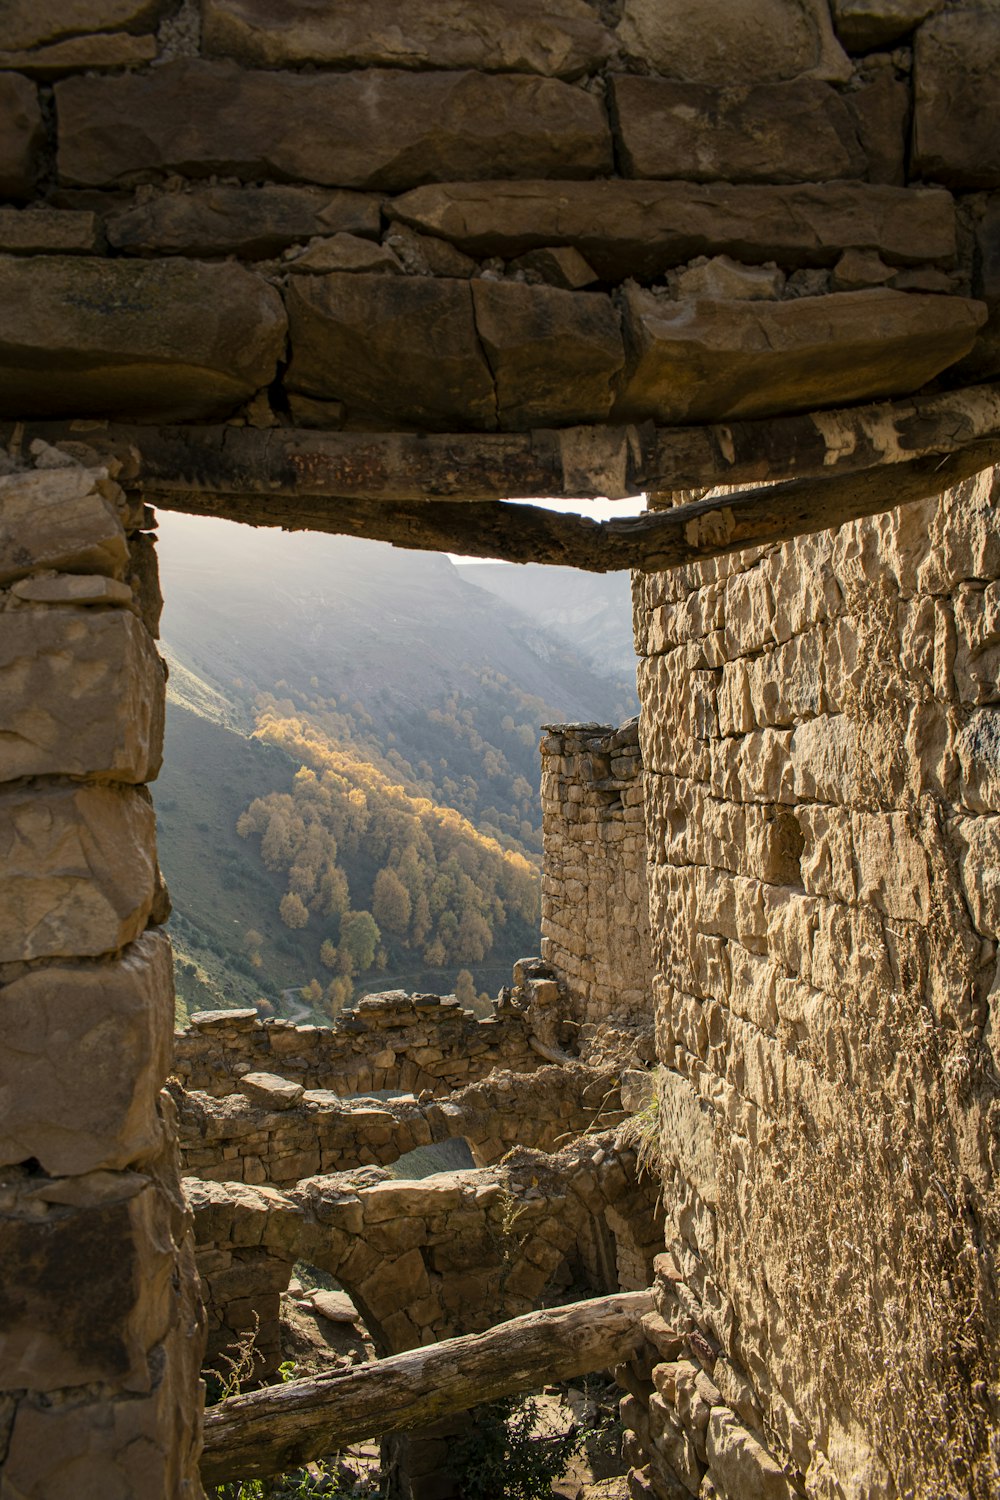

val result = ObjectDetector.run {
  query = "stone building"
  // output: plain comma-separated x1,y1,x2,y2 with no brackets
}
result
0,0,998,1496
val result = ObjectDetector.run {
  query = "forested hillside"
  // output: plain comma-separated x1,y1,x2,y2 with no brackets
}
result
153,515,636,1019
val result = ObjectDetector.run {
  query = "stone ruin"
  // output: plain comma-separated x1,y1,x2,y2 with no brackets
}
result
1,0,999,1497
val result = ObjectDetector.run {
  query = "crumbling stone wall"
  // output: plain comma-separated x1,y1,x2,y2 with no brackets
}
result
540,721,654,1066
186,1133,663,1377
0,0,996,439
0,448,204,1495
626,467,1000,1499
174,1063,624,1186
172,990,540,1097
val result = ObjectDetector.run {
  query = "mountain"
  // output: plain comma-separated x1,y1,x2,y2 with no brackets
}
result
152,514,637,1020
460,563,637,678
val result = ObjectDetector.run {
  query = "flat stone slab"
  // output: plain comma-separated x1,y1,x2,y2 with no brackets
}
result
388,180,957,282
239,1072,306,1111
106,185,382,258
55,60,613,191
615,286,986,423
612,76,866,184
203,0,613,77
0,465,127,585
832,0,943,52
0,254,286,421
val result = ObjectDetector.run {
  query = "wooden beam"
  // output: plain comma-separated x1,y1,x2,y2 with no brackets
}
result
200,1289,655,1485
147,441,1000,574
5,382,1000,502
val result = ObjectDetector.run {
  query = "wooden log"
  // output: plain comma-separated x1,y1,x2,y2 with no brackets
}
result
200,1288,655,1485
5,381,1000,501
145,440,1000,574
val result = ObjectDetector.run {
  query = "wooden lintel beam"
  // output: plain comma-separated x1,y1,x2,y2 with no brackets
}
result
200,1289,654,1485
147,441,1000,574
4,381,1000,503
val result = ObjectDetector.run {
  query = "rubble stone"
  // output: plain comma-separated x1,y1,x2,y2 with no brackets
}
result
913,9,1000,189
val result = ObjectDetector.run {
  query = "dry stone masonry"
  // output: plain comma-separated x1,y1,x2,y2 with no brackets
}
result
0,447,203,1497
0,0,996,438
3,1,1000,1497
172,989,541,1097
624,468,1000,1499
540,721,654,1067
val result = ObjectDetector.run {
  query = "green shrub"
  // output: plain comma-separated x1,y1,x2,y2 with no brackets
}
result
450,1397,581,1500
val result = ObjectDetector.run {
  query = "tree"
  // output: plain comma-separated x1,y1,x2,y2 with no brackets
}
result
455,969,477,1006
372,867,412,935
300,977,323,1005
319,939,338,971
339,910,380,972
279,891,309,929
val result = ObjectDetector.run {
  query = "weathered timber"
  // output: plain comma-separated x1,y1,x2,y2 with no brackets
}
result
143,441,1000,573
200,1288,655,1484
5,381,1000,501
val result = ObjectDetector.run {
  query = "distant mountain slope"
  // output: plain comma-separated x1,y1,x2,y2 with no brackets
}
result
460,562,637,678
153,514,637,1018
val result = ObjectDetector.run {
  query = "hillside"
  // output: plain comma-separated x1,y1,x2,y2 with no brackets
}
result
461,563,636,677
153,515,637,1019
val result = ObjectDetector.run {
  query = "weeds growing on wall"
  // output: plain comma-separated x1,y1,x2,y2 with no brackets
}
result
451,1396,582,1500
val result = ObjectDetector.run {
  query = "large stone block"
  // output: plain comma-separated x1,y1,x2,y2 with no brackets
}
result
617,0,850,84
55,60,613,191
612,76,866,184
203,0,612,77
615,287,985,423
388,181,957,281
832,0,943,51
0,255,286,421
471,282,624,429
106,184,382,258
0,72,42,199
285,274,495,429
913,9,1000,189
0,1172,175,1391
0,466,128,585
0,931,173,1175
0,0,166,50
0,607,164,783
0,783,157,962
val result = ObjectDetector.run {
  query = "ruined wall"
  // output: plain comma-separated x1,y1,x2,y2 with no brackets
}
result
172,990,540,1097
627,468,1000,1499
0,448,204,1495
0,0,996,440
187,1133,663,1376
174,1063,624,1186
540,721,654,1066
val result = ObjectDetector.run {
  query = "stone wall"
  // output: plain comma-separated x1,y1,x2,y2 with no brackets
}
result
540,721,654,1066
0,0,996,438
172,989,540,1097
174,1062,625,1185
187,1132,663,1377
0,447,204,1496
626,467,1000,1499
